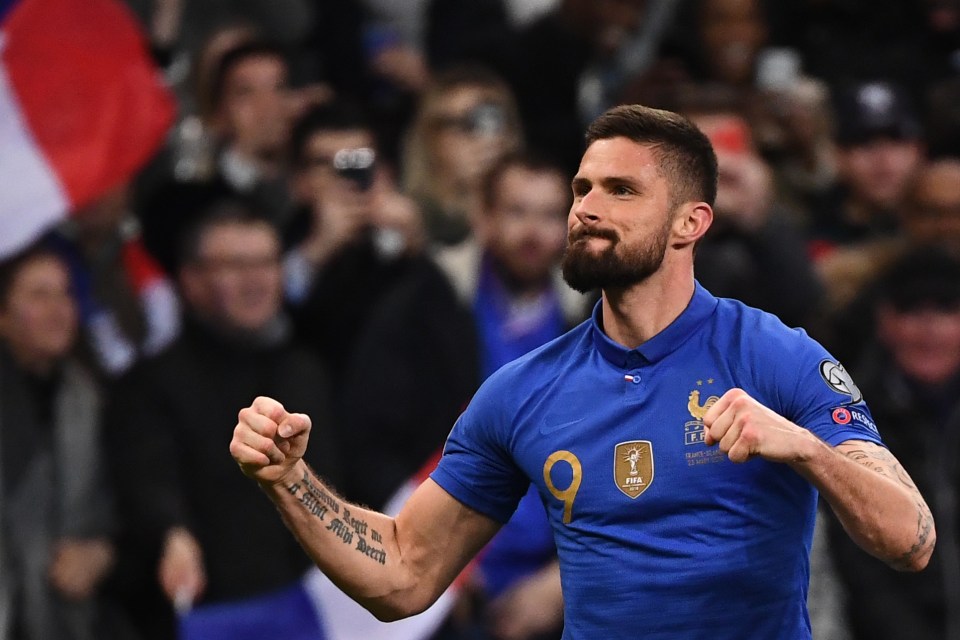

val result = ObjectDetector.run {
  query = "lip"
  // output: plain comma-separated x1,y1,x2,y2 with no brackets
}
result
574,235,615,248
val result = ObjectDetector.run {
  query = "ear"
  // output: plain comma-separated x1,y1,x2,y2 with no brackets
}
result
178,264,205,308
672,202,713,248
875,302,897,343
468,200,491,243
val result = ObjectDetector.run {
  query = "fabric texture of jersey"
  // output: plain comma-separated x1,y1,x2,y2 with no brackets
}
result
430,282,883,639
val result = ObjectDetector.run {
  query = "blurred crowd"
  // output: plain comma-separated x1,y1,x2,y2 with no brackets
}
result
2,0,960,639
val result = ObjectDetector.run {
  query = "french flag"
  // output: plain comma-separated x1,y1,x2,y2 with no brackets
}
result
0,0,175,258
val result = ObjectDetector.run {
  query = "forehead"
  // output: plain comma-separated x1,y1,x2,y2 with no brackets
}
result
225,56,286,86
11,255,69,286
701,0,762,20
433,86,501,115
577,137,663,181
307,129,374,155
199,222,278,255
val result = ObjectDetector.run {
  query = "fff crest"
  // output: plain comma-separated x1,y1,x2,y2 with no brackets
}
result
614,440,654,498
684,386,719,446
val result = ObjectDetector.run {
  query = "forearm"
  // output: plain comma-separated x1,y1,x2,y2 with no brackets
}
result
791,440,935,571
259,460,426,620
232,397,501,618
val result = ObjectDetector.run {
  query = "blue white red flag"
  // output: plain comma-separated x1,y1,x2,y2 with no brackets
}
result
0,0,175,258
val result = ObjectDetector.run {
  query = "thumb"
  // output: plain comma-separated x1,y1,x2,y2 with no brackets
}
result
278,412,311,439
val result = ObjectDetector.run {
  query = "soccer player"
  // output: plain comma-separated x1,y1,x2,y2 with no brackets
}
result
230,104,935,638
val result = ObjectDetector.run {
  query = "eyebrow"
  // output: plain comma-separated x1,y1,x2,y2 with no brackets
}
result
572,175,642,189
571,176,590,191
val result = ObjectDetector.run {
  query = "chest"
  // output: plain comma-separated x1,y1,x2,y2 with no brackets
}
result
510,362,801,534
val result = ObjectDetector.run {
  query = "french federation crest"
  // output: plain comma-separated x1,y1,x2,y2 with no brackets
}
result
614,440,654,498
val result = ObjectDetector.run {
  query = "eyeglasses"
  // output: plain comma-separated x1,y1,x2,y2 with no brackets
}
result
432,102,507,137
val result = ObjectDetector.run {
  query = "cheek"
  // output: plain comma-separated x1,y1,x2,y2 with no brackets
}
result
543,219,569,251
228,101,259,128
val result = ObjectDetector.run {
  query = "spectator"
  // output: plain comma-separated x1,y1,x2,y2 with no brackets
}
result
674,0,771,89
402,65,523,248
125,0,314,88
810,80,926,312
284,101,424,383
141,41,298,273
829,247,960,640
685,105,824,330
0,244,116,640
901,156,960,254
104,203,339,640
457,0,673,172
809,79,925,251
827,155,960,364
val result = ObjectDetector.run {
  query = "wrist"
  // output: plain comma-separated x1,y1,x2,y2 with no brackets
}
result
787,432,832,473
259,459,306,493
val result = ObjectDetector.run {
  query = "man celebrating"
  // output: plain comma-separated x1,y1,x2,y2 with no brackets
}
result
230,105,934,638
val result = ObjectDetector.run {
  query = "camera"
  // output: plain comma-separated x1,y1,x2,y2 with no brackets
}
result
333,147,376,191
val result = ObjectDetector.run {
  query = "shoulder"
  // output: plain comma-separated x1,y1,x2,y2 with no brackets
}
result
711,296,837,410
713,296,824,360
431,239,482,305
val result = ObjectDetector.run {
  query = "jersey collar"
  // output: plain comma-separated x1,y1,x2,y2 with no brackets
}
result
591,282,718,368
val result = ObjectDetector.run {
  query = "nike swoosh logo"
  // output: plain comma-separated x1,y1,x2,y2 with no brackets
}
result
540,418,585,435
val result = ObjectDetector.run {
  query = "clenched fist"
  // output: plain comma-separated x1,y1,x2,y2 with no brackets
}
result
230,396,312,485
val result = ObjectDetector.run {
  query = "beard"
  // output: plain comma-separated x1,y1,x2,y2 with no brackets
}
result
561,222,671,293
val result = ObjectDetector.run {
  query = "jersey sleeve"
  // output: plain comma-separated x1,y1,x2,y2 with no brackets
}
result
776,329,885,448
429,372,529,524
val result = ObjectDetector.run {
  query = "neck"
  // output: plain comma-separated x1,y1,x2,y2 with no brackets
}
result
8,347,58,377
599,260,695,349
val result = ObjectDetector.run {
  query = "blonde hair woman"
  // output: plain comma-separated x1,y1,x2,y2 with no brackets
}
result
402,65,524,247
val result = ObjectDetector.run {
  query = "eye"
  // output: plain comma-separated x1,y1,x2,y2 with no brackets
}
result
611,185,633,196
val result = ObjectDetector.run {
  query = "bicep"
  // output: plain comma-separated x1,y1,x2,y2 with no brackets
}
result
394,478,502,599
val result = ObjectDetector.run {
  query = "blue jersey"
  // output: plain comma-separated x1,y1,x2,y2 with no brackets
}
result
431,283,883,639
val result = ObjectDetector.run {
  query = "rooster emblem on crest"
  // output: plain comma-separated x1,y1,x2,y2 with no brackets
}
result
687,390,720,420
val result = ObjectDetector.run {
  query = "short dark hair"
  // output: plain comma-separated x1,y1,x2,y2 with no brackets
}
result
177,199,277,267
876,246,960,312
585,104,718,207
480,151,569,211
0,240,67,308
210,41,287,112
289,100,374,168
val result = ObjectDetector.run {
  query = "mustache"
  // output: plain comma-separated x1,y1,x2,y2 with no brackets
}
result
568,227,619,244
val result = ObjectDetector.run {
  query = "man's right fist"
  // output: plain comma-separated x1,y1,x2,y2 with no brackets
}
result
230,396,312,485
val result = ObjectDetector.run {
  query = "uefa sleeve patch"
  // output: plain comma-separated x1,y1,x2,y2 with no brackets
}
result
830,406,878,434
831,407,852,424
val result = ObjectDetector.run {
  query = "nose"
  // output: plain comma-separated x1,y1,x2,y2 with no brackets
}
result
572,191,601,226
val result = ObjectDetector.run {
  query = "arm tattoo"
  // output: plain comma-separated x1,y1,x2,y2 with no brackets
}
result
842,443,935,568
890,497,936,571
286,469,388,565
